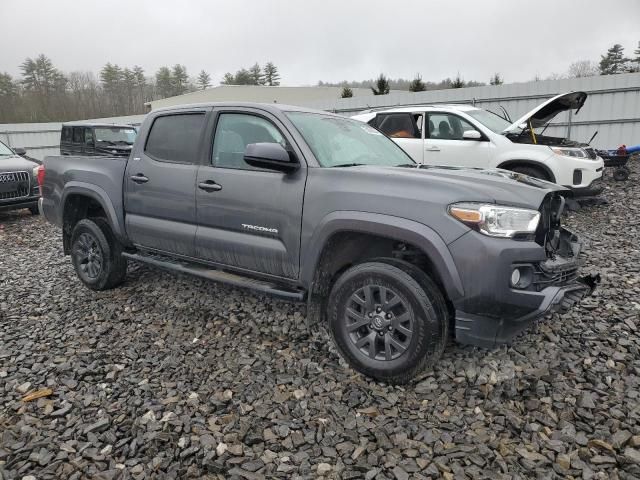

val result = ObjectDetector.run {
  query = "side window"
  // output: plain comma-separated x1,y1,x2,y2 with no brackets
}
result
428,113,477,140
145,113,206,163
61,127,72,143
84,128,94,145
212,113,286,170
376,113,421,139
72,127,83,143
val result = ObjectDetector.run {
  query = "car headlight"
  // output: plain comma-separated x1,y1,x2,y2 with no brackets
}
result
448,203,540,238
550,146,588,158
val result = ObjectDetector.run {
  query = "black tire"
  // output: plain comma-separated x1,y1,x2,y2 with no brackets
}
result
70,218,127,291
613,168,629,181
29,206,39,215
509,165,550,181
327,261,447,384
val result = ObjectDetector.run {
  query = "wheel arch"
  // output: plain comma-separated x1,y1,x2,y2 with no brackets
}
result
302,211,464,326
61,183,126,254
497,159,556,183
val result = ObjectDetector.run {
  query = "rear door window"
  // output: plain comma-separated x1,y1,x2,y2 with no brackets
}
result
144,113,206,163
376,113,422,139
61,127,72,143
72,127,83,143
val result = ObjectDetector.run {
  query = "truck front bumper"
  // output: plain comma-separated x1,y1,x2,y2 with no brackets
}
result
448,228,599,348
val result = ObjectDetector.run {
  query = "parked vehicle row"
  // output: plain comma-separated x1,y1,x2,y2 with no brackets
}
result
39,102,598,383
352,92,605,196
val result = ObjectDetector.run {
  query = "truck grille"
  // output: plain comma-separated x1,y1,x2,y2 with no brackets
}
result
0,171,31,200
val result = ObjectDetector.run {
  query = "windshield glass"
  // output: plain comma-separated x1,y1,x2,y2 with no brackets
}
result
0,141,14,157
94,127,137,144
285,112,413,167
466,109,514,133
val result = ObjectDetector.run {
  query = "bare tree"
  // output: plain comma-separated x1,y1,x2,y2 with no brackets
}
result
567,60,598,78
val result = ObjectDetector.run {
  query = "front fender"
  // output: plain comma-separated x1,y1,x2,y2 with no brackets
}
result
301,211,465,301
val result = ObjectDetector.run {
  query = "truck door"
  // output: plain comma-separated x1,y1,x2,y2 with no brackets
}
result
424,112,490,168
375,113,424,163
124,109,209,257
194,109,306,279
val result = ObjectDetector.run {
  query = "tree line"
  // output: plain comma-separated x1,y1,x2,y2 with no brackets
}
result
0,55,282,123
327,41,640,98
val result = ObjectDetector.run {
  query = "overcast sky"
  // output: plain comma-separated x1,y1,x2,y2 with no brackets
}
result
1,0,639,86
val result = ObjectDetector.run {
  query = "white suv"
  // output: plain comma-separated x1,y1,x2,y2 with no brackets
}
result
352,92,604,194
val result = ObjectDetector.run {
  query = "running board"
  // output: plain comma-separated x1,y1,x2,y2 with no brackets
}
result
122,252,305,301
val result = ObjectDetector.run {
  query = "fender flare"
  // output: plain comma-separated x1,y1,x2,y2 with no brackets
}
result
497,159,556,183
301,211,465,301
61,182,126,241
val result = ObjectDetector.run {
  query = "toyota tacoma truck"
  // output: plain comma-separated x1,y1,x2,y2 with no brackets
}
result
40,102,598,384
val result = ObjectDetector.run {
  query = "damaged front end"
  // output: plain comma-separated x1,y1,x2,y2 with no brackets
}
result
533,193,600,309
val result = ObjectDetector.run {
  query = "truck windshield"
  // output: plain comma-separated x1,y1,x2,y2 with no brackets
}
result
0,141,14,157
94,127,137,145
466,109,514,133
286,112,413,167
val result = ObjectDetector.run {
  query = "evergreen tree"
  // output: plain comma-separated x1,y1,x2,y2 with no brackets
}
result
249,63,264,85
409,74,426,92
633,41,640,72
371,74,390,95
221,72,235,85
0,73,17,98
21,54,66,95
171,64,188,95
341,86,353,98
599,44,628,75
263,62,280,86
155,66,173,98
489,73,503,85
197,70,211,90
234,68,252,85
451,74,465,88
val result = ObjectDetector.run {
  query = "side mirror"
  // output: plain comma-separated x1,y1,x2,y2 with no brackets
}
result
244,143,299,173
462,130,482,140
13,147,27,156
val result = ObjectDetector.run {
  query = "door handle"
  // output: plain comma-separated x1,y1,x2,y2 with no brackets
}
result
198,180,222,192
130,174,149,184
425,146,440,152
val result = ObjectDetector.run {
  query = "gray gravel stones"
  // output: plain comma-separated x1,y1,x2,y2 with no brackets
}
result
1,162,639,479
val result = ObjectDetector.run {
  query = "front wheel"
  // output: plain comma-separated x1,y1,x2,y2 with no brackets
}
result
327,262,447,384
70,218,127,291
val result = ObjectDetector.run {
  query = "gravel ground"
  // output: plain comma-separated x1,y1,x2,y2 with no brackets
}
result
1,162,639,480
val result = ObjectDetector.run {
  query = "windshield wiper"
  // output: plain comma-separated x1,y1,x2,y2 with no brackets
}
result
330,163,366,168
97,140,117,145
395,163,420,168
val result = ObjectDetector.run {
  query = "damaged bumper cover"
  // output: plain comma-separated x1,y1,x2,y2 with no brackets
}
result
450,227,600,348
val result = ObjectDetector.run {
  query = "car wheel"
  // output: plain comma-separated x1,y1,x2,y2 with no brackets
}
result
29,206,39,215
509,165,549,181
70,218,127,291
613,168,629,181
327,261,447,384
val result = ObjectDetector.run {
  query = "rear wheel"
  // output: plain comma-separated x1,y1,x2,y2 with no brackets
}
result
327,262,447,384
70,218,127,291
613,167,629,181
509,165,550,181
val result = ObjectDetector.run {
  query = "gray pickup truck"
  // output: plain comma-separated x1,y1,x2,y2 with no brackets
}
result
41,102,598,383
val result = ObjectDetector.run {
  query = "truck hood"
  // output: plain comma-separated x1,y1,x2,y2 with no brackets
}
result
503,91,587,133
0,155,40,171
358,164,568,208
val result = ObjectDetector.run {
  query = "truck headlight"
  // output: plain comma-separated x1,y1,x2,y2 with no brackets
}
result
449,203,540,238
550,147,588,158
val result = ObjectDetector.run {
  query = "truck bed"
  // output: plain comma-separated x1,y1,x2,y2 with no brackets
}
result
41,155,128,239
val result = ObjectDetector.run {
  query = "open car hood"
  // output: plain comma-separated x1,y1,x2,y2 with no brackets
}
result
503,91,587,133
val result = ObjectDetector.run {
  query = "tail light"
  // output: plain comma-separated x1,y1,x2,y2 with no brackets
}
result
35,165,45,190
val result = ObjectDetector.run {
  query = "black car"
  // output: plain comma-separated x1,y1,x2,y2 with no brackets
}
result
0,141,41,215
60,122,137,157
